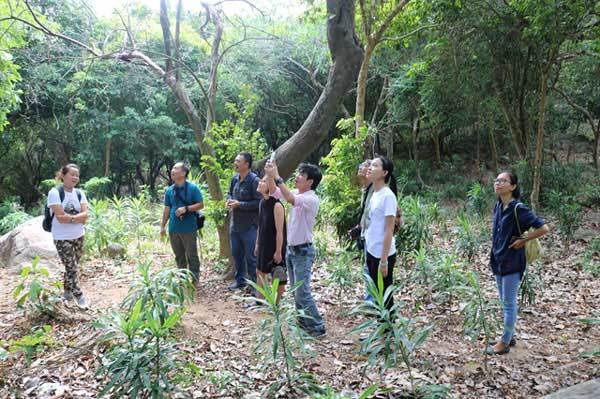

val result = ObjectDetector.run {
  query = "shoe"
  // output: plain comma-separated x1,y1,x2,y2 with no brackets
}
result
485,344,510,355
228,282,246,290
74,295,90,310
488,338,517,347
244,300,265,310
308,329,327,339
63,291,74,301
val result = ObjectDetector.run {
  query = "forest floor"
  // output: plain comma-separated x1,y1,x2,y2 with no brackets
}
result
0,212,598,398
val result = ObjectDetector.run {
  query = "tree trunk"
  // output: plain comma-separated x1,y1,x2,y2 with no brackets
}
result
432,129,441,167
488,114,499,173
594,127,599,170
256,0,363,178
412,111,425,187
475,124,481,173
355,43,374,134
104,138,111,177
530,71,549,211
203,8,235,277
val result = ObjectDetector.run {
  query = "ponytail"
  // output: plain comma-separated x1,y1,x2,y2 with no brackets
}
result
387,173,398,197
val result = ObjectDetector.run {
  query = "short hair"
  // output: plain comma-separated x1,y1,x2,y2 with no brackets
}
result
173,161,189,177
298,163,322,190
239,152,253,168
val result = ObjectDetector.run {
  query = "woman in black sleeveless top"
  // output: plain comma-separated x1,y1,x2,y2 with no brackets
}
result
255,176,287,304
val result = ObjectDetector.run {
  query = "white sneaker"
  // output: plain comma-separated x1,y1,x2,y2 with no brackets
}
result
74,295,90,309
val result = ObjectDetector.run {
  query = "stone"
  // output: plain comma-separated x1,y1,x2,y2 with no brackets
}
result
573,228,599,242
0,215,57,270
545,379,600,399
106,243,127,258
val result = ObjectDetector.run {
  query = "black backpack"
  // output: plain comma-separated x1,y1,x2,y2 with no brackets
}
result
42,186,82,232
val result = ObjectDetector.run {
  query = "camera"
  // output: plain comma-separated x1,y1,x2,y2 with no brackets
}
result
64,203,78,215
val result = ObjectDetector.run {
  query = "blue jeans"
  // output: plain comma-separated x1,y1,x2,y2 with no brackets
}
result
495,272,521,345
230,225,258,286
286,244,325,334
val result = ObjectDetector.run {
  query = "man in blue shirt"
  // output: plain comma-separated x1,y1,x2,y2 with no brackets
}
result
227,152,262,290
160,162,204,286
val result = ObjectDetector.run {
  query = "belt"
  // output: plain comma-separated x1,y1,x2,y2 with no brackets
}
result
289,242,312,250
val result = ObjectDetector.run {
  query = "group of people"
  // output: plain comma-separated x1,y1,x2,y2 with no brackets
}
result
46,155,548,352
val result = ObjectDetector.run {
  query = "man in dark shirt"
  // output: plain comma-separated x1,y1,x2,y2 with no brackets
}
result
227,152,262,290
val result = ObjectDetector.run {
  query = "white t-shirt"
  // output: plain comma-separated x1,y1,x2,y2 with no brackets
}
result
365,186,397,259
47,187,88,240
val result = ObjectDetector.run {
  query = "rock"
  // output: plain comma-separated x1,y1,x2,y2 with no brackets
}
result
545,379,600,399
0,215,57,270
573,228,599,242
106,243,127,258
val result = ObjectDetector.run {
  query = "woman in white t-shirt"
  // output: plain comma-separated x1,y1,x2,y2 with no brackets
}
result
364,156,398,313
47,164,89,309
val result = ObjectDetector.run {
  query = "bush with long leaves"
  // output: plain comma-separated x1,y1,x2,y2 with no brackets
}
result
352,273,432,395
13,256,63,319
249,279,323,397
96,260,194,398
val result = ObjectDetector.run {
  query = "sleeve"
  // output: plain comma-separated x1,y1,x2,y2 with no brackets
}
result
383,192,397,217
294,192,316,210
79,190,88,204
517,204,545,231
47,188,61,207
192,185,203,203
164,188,172,207
238,176,261,211
227,177,235,200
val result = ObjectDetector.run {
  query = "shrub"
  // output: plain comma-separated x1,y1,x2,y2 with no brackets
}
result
326,249,360,302
250,279,321,397
0,210,32,235
13,257,63,319
320,128,366,240
97,260,194,398
467,182,493,216
546,190,582,247
352,273,432,395
6,325,54,365
580,237,600,277
396,195,432,253
82,177,112,200
453,212,483,261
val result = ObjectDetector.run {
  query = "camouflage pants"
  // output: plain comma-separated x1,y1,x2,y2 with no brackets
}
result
54,236,85,297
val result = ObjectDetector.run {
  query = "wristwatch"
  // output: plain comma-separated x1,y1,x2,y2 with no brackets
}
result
275,177,284,186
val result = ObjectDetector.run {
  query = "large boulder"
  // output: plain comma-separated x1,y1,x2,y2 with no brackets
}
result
0,216,58,270
545,379,600,399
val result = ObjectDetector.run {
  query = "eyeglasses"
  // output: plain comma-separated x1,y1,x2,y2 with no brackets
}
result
494,178,509,185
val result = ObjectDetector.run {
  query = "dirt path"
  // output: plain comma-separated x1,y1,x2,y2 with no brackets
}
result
0,224,598,398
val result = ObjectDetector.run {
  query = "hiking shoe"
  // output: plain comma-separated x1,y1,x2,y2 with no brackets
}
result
485,344,510,355
309,329,327,339
63,291,74,301
488,337,517,347
228,282,246,290
74,295,90,310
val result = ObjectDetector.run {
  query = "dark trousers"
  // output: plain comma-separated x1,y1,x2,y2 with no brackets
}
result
169,232,200,282
230,225,258,286
366,251,397,312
